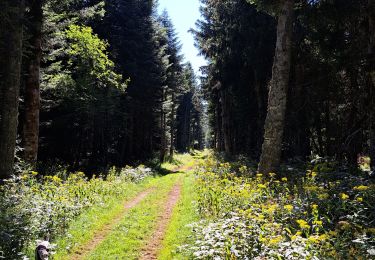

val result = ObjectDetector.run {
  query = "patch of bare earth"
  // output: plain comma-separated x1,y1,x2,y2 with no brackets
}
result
140,182,182,260
69,188,154,260
172,164,193,173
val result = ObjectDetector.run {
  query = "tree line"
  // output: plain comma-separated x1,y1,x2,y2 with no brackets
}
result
194,0,375,173
0,0,204,178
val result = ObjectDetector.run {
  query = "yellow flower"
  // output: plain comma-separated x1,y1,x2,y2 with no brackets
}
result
356,197,363,202
269,236,283,245
340,193,349,200
269,172,276,177
353,185,369,191
313,220,323,226
311,204,318,210
256,173,263,178
292,231,302,240
311,172,318,177
318,193,329,200
297,219,310,229
284,204,294,212
31,171,38,176
282,177,288,182
257,184,267,189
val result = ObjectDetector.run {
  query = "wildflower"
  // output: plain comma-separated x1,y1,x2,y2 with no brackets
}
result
269,172,276,178
292,231,302,240
297,219,310,229
284,204,294,212
353,185,369,191
52,176,62,182
313,220,323,226
257,184,267,189
311,172,317,177
282,177,288,182
311,204,318,210
318,193,329,200
269,236,283,245
357,197,363,202
340,193,349,200
31,171,38,176
256,173,263,178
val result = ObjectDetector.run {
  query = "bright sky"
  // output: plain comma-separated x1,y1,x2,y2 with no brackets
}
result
158,0,207,76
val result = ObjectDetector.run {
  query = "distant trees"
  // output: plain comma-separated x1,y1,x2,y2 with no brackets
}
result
193,0,275,157
0,0,204,177
195,0,375,171
0,0,25,178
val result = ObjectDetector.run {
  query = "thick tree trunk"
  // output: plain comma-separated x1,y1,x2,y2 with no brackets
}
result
0,0,25,178
23,0,43,163
368,0,375,169
258,0,294,174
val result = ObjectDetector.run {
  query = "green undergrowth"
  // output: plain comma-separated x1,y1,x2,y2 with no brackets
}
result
0,165,155,259
86,173,181,259
185,154,375,259
158,170,199,260
53,175,163,259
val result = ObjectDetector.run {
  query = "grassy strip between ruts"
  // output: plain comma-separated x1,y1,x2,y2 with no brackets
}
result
50,175,171,259
85,173,182,259
158,170,199,260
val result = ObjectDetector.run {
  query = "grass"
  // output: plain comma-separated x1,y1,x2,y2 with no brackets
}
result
158,170,198,260
86,173,181,259
51,176,163,259
49,152,202,259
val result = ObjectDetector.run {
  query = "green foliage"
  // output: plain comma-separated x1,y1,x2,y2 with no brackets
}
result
65,25,127,91
186,154,375,259
0,166,154,258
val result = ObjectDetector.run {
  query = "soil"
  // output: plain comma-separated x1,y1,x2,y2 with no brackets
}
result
139,182,182,260
69,188,155,260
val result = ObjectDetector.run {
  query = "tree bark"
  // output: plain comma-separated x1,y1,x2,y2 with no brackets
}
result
169,92,175,159
23,0,43,163
368,0,375,169
258,0,294,174
0,0,25,178
221,88,233,155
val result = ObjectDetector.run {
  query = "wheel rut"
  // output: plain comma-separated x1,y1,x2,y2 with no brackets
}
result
69,187,155,260
139,182,182,260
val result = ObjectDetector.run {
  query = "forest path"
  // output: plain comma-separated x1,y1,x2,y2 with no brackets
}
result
139,181,182,259
67,152,203,260
69,188,155,260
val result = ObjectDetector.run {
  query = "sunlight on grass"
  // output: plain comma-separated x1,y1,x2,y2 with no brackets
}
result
158,172,198,260
52,176,159,259
86,174,181,259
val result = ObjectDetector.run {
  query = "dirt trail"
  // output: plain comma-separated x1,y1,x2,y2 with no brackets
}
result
140,182,182,260
69,188,154,260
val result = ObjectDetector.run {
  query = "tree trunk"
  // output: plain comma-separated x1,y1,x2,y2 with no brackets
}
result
221,88,233,155
23,0,43,164
368,0,375,169
0,0,25,178
160,89,166,162
169,92,175,159
258,0,294,174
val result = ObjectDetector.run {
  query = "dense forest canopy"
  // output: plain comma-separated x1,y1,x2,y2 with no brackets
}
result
1,0,374,175
0,0,205,177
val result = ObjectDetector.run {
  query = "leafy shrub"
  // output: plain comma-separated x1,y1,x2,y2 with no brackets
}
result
0,166,154,259
186,155,375,259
